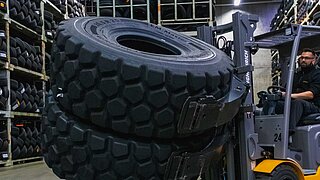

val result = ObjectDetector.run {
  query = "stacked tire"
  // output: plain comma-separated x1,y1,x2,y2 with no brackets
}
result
10,80,44,113
44,10,58,40
10,36,42,72
0,30,6,61
0,47,9,110
9,0,43,33
45,52,51,76
67,0,86,18
0,77,9,110
0,127,9,160
48,0,66,14
311,11,320,26
42,17,234,179
11,125,41,160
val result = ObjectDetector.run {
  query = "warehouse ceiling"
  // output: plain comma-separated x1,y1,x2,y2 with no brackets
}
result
215,0,282,5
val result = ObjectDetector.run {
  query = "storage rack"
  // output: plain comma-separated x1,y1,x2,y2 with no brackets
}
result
80,0,96,16
157,0,215,35
96,0,216,35
0,0,86,167
269,0,320,86
97,0,151,22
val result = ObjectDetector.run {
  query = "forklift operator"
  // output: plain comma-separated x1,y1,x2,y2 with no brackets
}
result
275,48,320,129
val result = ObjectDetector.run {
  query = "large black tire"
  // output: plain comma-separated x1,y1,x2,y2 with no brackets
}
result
41,95,214,179
255,165,299,180
51,17,233,139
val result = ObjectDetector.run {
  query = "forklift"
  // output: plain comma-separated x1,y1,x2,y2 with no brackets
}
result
164,12,320,179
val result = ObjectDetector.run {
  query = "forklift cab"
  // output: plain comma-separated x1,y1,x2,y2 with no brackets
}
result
253,24,320,179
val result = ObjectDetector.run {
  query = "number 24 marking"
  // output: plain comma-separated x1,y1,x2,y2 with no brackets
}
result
274,133,282,142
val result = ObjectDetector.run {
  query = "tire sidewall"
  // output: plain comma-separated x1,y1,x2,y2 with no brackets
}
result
67,17,232,74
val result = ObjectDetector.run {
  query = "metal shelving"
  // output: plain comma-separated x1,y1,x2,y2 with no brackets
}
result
0,156,43,165
97,0,151,22
96,0,216,33
8,19,42,40
11,112,41,118
0,0,67,167
10,65,45,79
300,1,320,25
157,0,215,30
0,111,41,118
45,0,62,13
270,0,320,86
43,0,66,19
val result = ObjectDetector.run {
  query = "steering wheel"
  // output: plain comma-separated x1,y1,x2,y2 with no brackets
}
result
267,85,286,94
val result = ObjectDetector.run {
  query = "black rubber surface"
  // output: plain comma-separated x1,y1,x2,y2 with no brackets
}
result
1,86,8,98
42,95,213,179
10,80,19,90
51,17,233,139
11,57,18,65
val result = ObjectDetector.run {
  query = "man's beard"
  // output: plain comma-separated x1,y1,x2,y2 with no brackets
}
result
299,62,314,71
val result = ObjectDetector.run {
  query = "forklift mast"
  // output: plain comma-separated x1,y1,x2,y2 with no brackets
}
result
198,12,260,180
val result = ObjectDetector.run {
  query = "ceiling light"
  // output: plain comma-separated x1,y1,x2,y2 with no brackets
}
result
234,0,241,6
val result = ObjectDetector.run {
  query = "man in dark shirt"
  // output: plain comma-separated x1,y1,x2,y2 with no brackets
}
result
277,48,320,129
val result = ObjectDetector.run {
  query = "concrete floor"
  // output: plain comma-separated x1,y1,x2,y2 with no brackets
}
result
0,160,59,180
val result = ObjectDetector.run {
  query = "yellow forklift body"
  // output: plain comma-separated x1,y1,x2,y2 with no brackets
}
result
304,167,320,180
254,159,320,180
254,159,304,179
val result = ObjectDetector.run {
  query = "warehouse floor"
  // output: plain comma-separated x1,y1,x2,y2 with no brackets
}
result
0,160,58,180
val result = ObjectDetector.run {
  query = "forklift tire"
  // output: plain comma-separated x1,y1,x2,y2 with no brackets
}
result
42,95,213,179
51,17,233,139
255,165,299,180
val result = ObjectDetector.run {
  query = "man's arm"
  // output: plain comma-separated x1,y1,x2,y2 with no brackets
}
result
291,91,314,99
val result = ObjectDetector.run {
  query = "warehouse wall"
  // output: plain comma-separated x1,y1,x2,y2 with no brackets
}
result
215,2,281,102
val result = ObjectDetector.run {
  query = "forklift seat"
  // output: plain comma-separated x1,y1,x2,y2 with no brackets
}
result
299,113,320,126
